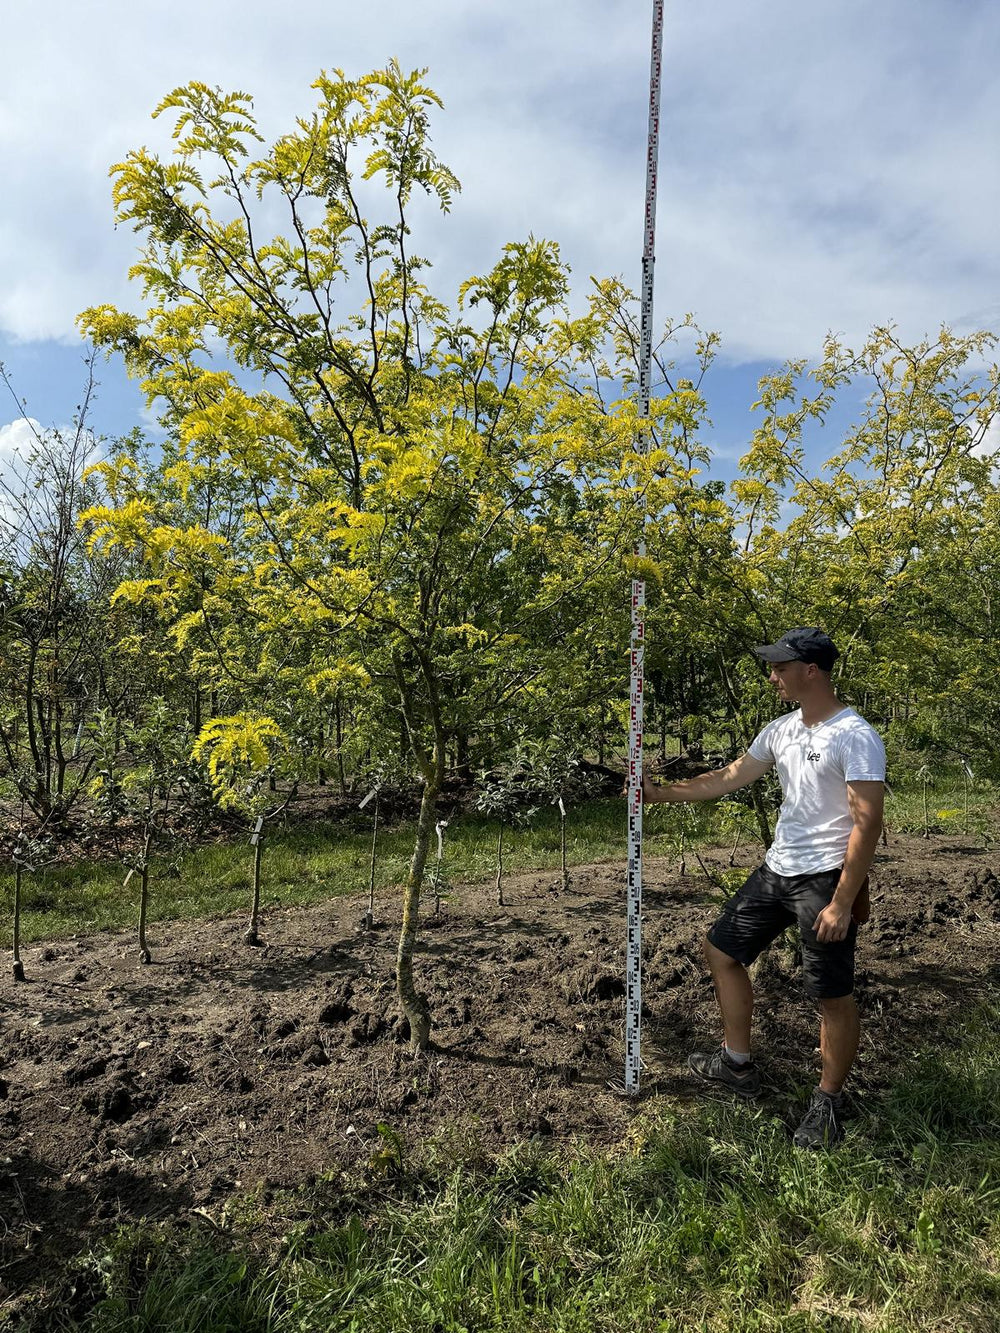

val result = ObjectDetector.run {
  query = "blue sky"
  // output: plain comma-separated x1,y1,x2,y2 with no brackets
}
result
1,0,997,481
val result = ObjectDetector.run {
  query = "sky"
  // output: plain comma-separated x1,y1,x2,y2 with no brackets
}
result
0,0,997,479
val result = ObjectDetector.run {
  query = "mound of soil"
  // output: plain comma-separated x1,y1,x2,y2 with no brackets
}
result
2,833,999,1316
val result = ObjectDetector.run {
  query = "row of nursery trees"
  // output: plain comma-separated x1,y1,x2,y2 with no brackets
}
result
1,65,998,1047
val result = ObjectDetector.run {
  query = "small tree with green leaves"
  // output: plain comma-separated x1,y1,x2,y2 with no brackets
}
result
514,737,601,891
6,821,53,982
126,703,204,962
716,794,761,866
192,713,292,945
915,761,935,840
475,762,540,909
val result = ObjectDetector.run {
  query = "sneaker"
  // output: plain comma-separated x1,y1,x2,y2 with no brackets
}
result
793,1089,845,1149
687,1047,761,1097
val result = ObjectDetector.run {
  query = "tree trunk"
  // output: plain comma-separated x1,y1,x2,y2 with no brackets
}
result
335,699,347,796
24,639,50,815
54,700,68,798
728,825,742,866
317,727,326,786
12,864,25,982
245,838,264,945
363,796,379,931
396,777,436,1052
137,831,153,964
433,820,446,915
750,784,773,848
495,821,505,907
560,801,569,891
456,728,471,784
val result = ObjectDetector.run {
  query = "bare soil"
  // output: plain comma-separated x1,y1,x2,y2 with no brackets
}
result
2,833,1000,1316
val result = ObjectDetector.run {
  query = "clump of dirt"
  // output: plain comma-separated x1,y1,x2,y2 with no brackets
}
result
1,832,999,1317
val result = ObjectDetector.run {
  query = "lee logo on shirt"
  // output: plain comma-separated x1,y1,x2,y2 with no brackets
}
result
806,750,821,763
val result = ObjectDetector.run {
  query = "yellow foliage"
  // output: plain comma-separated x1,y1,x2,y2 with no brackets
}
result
305,663,371,697
192,714,285,808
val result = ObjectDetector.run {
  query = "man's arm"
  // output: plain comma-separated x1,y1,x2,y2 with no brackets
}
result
642,752,772,804
814,780,884,943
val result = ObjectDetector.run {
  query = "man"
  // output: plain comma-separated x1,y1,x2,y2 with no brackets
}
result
643,628,885,1149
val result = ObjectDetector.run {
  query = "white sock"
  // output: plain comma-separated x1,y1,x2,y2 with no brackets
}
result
724,1044,751,1065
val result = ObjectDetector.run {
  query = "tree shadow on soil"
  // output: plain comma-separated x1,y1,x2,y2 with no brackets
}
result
0,1147,195,1316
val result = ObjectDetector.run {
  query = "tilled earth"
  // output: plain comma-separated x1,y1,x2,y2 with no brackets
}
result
3,833,1000,1316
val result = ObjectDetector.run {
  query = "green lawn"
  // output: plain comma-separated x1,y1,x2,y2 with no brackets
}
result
2,774,997,945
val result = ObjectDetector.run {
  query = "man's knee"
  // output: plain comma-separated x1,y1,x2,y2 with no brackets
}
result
704,936,744,972
819,993,857,1019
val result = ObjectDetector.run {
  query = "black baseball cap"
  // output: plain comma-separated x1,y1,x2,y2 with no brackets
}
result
753,628,839,670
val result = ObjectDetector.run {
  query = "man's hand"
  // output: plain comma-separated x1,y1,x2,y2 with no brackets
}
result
813,899,853,943
642,771,666,803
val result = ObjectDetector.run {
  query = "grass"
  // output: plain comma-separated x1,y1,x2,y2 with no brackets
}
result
22,993,1000,1332
883,774,998,843
2,772,998,946
0,798,625,944
4,768,1000,1329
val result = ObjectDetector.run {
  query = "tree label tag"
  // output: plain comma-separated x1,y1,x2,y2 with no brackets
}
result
359,787,379,811
250,815,265,846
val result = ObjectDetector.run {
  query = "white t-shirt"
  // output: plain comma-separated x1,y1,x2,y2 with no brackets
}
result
748,706,886,876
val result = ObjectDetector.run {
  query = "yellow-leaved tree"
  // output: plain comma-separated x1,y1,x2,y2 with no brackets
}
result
80,65,699,1048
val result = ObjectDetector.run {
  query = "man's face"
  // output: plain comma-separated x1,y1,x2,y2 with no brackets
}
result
768,659,814,702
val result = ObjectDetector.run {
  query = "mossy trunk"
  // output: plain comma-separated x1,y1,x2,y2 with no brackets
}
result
12,864,24,982
397,778,437,1052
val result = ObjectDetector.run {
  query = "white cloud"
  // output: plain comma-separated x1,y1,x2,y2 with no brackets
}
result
0,417,44,466
0,0,996,369
972,412,1000,460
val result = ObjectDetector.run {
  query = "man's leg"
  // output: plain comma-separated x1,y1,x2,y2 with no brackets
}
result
691,866,790,1095
818,994,860,1094
704,938,754,1053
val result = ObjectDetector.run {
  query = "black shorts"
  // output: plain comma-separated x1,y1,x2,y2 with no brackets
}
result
707,863,857,999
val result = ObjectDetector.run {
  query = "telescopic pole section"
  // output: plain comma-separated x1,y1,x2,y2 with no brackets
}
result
624,0,664,1096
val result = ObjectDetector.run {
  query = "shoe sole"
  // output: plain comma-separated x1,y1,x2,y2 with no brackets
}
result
686,1054,761,1098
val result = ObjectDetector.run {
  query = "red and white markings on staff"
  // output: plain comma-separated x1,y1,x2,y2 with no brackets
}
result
621,0,664,1097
